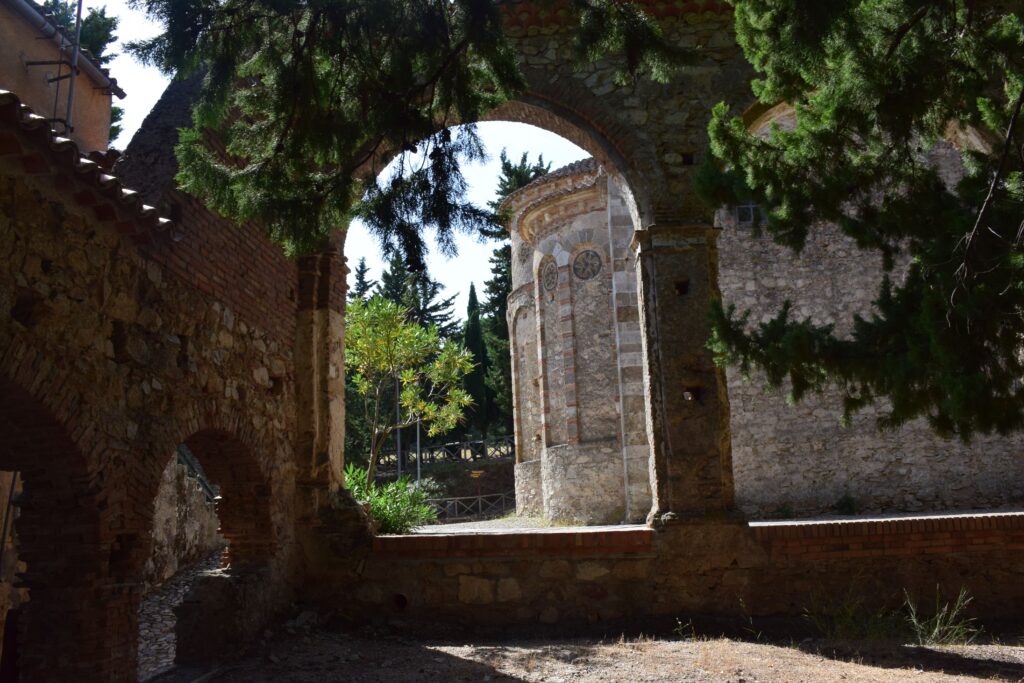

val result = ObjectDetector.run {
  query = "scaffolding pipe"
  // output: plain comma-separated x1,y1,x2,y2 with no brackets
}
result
63,0,84,134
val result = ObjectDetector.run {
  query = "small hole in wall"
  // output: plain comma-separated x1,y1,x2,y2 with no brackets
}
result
10,289,44,328
110,319,129,362
394,593,409,610
674,279,690,296
177,335,190,372
681,152,696,166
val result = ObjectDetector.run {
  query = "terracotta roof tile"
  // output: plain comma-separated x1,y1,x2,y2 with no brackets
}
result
0,88,175,242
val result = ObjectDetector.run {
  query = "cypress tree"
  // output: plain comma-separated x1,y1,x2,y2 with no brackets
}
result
480,152,551,435
463,284,490,437
348,257,377,303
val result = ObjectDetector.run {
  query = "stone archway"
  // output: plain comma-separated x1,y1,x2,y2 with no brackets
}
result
0,375,132,681
341,3,750,523
182,429,276,567
140,427,285,667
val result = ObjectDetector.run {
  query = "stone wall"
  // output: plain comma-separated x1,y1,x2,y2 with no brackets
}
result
333,512,1024,631
510,147,1024,522
0,90,309,680
717,106,1024,518
143,457,223,590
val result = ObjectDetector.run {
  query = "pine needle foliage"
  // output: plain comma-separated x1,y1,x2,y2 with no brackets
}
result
43,1,119,65
126,0,690,263
700,1,1024,439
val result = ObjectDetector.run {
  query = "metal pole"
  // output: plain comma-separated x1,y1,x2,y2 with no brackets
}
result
416,419,422,486
64,0,84,135
395,378,402,478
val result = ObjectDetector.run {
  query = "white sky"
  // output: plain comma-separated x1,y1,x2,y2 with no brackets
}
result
97,0,587,318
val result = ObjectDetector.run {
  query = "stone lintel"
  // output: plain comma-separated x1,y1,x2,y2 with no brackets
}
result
630,223,721,254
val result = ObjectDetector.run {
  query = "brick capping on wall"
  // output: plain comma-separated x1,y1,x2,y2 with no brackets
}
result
751,510,1024,561
372,526,654,558
0,89,173,241
371,510,1024,562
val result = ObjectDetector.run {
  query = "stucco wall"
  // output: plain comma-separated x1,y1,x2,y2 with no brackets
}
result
0,4,113,152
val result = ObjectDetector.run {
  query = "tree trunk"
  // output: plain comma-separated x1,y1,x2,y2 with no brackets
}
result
365,437,381,487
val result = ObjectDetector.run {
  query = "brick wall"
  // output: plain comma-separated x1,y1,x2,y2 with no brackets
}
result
141,193,298,349
0,103,301,679
329,512,1024,631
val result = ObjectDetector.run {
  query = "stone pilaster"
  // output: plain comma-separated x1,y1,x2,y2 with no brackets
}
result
632,224,735,521
295,239,347,522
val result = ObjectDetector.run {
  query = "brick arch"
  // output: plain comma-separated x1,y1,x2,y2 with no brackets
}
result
365,92,650,228
484,95,651,225
173,428,276,568
0,374,133,681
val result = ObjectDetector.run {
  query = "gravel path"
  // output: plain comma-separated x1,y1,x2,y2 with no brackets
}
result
150,629,1024,682
138,548,226,681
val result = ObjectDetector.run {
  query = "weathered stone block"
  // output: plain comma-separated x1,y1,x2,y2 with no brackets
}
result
457,575,495,605
538,560,571,579
575,561,611,581
497,578,522,602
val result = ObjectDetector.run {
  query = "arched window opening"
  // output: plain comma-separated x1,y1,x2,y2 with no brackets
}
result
345,120,652,530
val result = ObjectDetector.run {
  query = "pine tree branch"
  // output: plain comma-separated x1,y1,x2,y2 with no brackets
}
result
885,5,930,60
956,83,1024,289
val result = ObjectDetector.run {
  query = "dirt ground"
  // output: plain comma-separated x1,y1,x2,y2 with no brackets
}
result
154,628,1024,683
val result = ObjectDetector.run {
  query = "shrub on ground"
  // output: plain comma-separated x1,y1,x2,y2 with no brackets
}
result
345,464,438,534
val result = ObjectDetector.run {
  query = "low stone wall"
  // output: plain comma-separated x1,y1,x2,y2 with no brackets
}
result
334,512,1024,632
144,458,223,590
355,528,656,627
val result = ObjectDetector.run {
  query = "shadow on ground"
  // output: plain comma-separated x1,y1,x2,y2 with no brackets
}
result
799,640,1024,681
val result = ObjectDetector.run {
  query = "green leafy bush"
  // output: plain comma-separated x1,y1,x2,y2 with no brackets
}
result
344,464,438,534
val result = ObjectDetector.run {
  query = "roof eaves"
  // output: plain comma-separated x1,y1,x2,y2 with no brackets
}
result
0,88,175,242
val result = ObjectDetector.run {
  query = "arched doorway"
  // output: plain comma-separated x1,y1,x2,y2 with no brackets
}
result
0,375,129,681
138,428,278,673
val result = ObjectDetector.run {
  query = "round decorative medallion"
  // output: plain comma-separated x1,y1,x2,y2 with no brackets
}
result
541,262,558,292
572,250,602,280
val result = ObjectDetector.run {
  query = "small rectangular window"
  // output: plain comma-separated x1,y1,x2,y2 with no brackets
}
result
736,203,760,224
